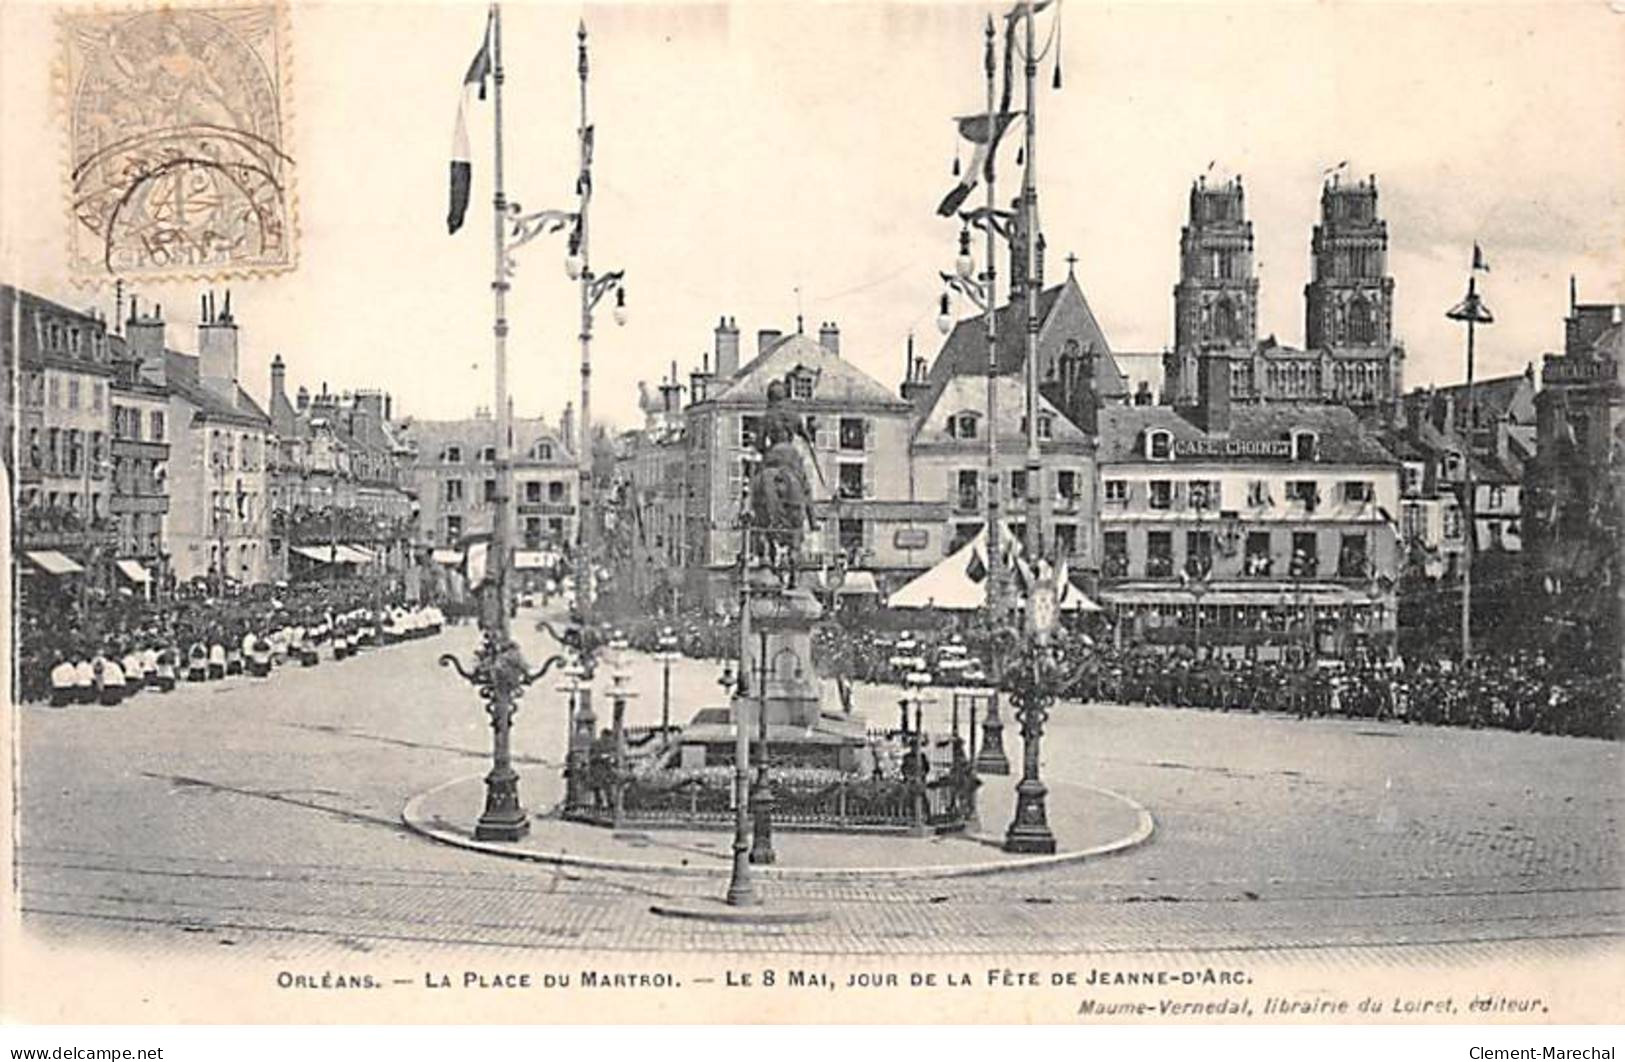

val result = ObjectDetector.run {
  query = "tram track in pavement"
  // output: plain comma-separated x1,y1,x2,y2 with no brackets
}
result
17,842,1624,960
18,890,1623,961
16,840,1622,908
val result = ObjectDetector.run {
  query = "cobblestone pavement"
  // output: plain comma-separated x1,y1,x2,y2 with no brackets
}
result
13,611,1622,964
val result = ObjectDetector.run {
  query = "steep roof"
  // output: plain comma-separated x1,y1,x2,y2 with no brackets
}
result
164,349,271,429
911,375,1092,447
922,274,1128,416
392,415,574,463
3,284,115,377
1431,370,1537,425
1096,402,1397,466
706,331,907,410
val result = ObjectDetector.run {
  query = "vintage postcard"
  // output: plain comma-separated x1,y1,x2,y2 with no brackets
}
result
2,0,1622,1033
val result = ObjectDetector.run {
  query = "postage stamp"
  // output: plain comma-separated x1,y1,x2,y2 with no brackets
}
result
60,2,296,279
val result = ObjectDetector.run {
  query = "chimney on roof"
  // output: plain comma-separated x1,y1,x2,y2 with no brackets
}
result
900,333,932,405
559,401,576,452
714,315,740,379
197,287,240,406
126,301,167,385
690,350,713,405
270,354,286,406
353,389,388,425
1426,387,1452,437
660,358,683,418
818,320,840,356
296,385,310,413
757,328,783,358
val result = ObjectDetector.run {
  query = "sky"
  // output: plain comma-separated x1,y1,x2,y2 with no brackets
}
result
5,0,1623,432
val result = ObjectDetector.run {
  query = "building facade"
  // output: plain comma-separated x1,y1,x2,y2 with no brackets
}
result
123,295,274,588
1097,357,1401,660
681,321,942,609
5,286,123,590
266,359,415,580
108,341,171,582
394,409,576,565
915,271,1130,577
1523,287,1623,658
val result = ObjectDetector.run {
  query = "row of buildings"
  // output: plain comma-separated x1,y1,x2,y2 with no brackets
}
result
4,281,582,602
611,175,1622,660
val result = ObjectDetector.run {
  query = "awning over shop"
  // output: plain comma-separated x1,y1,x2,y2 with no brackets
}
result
513,549,561,570
431,548,464,566
1100,583,1374,609
344,544,377,563
836,570,880,596
291,544,370,565
114,559,152,583
24,550,83,576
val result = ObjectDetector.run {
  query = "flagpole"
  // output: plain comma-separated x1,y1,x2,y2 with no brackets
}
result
576,19,592,620
983,13,1001,620
570,19,599,756
1447,258,1491,663
977,13,1010,778
1461,273,1477,662
476,0,527,841
1021,0,1042,566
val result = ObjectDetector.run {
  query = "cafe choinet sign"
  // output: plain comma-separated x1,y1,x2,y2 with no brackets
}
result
1173,438,1294,459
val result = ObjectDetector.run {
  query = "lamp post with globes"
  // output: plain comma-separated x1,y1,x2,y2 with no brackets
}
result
503,18,627,792
654,625,679,747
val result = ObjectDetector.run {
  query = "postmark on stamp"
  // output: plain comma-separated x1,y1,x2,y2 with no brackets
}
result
61,3,297,279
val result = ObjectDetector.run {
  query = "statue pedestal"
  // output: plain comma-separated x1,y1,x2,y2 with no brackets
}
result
742,584,823,729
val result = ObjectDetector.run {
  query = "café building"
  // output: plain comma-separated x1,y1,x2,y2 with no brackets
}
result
1095,357,1401,661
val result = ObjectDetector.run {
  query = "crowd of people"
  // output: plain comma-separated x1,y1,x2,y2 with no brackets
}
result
612,609,1622,741
15,580,446,707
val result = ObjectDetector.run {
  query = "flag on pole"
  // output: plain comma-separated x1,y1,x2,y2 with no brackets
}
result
1472,242,1490,272
936,111,1018,216
447,13,494,235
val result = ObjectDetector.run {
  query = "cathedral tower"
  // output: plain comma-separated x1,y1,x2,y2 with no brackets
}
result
1302,174,1402,406
1304,175,1394,351
1167,174,1259,405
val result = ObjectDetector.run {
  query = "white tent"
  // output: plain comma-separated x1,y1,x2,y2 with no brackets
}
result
887,528,1102,613
886,528,1003,611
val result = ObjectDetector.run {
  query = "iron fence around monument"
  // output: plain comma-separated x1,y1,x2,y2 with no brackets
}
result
561,769,975,834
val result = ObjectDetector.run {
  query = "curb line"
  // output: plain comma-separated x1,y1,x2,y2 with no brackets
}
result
401,774,1155,881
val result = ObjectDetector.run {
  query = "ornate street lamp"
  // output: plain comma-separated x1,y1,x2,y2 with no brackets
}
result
716,656,757,906
654,626,679,747
902,664,936,837
1003,572,1060,854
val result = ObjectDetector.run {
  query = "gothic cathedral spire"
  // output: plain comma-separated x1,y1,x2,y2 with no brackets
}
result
1167,173,1258,405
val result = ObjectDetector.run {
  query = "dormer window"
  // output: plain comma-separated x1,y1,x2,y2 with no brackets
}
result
947,412,980,440
1291,429,1319,462
790,373,814,400
1443,452,1464,479
531,441,554,461
442,445,462,464
1037,414,1054,441
1146,429,1174,461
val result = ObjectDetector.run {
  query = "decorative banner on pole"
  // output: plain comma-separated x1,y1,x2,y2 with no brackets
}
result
447,11,494,234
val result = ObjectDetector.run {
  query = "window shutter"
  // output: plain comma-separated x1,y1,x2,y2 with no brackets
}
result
863,419,874,451
863,462,875,499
